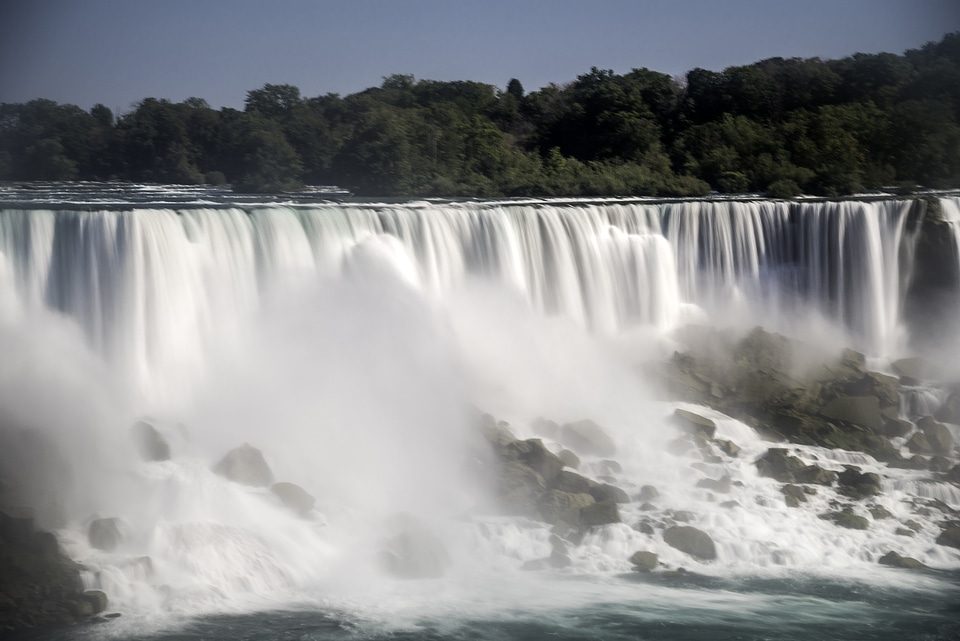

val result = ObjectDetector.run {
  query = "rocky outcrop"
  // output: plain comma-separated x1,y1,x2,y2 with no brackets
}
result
485,420,626,530
131,420,170,462
663,526,717,561
213,444,273,487
661,327,904,459
0,510,107,632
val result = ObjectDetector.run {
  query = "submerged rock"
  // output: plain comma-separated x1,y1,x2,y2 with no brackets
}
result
663,526,717,561
131,420,170,462
213,444,274,487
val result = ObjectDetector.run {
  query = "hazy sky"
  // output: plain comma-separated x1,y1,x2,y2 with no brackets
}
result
1,0,958,112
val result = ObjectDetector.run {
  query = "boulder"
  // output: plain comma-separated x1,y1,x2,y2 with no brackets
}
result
590,483,630,504
891,357,934,383
906,431,934,455
496,460,546,516
638,485,659,501
131,420,170,462
538,490,595,526
213,444,273,487
756,449,836,485
82,590,108,614
696,476,731,494
663,526,717,561
559,420,616,457
917,416,954,454
878,551,926,569
837,468,882,499
870,506,893,520
552,470,597,495
884,419,913,439
88,518,123,551
380,528,452,579
819,396,884,431
845,373,900,409
558,449,581,469
714,439,741,457
946,464,960,484
579,501,621,528
781,484,807,507
821,509,869,530
936,525,960,549
501,439,565,484
672,409,717,439
629,551,659,572
929,455,952,472
935,390,960,424
270,482,315,516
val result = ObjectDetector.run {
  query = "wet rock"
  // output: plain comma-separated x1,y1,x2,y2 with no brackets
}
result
936,525,960,549
213,444,274,487
559,420,616,457
663,526,717,561
638,485,659,502
496,460,546,516
714,439,741,457
869,506,893,520
884,419,913,439
131,420,170,462
501,439,565,484
821,509,869,530
946,464,960,484
929,456,952,472
590,483,630,504
819,396,884,431
672,409,717,439
538,490,595,526
719,500,741,509
271,482,315,516
599,459,623,475
696,476,732,494
89,517,123,551
635,521,655,535
906,431,934,455
756,449,836,485
935,389,960,424
531,416,560,439
781,484,808,507
891,357,934,383
878,551,927,569
82,590,108,614
579,501,621,528
380,528,452,579
917,416,954,454
629,551,659,572
836,467,882,499
552,470,596,495
558,449,581,469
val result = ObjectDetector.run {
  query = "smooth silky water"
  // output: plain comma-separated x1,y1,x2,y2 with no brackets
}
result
1,185,959,640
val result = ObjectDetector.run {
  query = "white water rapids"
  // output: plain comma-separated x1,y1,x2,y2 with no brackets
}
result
0,192,957,630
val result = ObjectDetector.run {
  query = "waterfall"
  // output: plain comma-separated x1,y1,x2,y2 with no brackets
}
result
0,198,923,402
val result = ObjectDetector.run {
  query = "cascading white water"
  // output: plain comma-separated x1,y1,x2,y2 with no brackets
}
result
1,193,956,629
0,199,920,403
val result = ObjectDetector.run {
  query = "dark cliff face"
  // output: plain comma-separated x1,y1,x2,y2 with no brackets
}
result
0,510,105,633
904,199,960,352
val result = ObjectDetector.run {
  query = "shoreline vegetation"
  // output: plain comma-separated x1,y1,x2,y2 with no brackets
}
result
0,33,958,198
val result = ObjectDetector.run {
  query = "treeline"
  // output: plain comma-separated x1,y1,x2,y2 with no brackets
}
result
1,33,958,198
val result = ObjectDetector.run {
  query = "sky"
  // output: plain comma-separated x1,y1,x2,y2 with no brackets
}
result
1,0,959,113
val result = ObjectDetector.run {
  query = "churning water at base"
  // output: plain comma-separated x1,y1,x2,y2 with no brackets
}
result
1,186,959,640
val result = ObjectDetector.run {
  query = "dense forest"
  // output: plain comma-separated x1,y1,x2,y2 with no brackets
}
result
1,33,958,198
